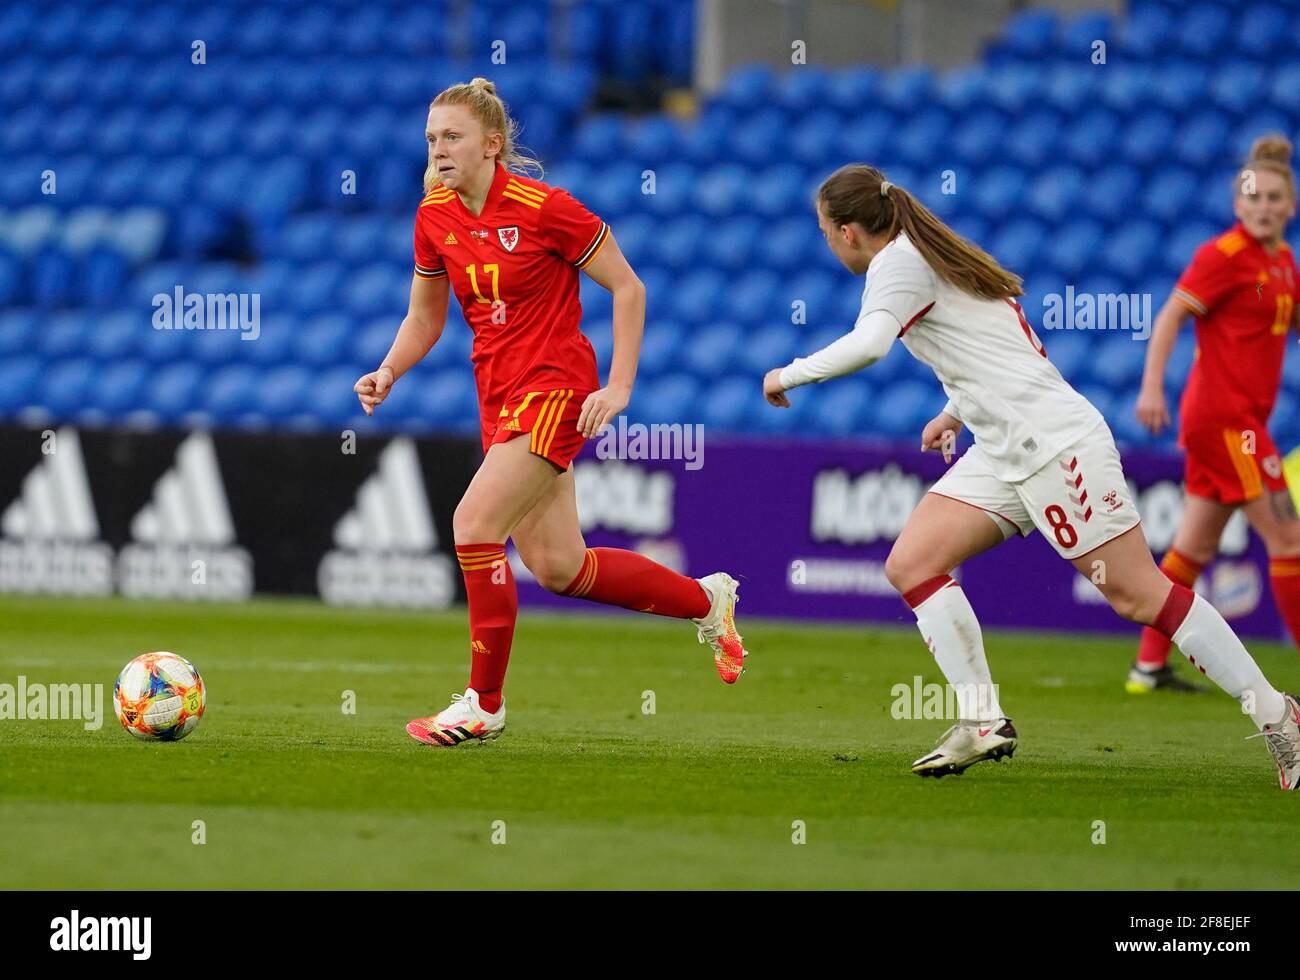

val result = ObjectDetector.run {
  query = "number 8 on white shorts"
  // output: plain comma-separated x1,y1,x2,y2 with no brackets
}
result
928,421,1142,560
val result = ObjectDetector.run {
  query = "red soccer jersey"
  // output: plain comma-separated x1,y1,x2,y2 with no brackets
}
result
1175,222,1298,426
413,163,609,420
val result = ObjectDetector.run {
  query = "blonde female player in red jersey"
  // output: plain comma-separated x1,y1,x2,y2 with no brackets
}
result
353,79,746,746
762,163,1300,788
1129,135,1300,694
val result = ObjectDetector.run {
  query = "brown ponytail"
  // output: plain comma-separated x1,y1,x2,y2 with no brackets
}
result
423,77,543,193
818,164,1023,300
1237,133,1296,200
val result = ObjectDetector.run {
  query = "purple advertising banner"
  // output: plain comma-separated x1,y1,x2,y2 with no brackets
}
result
513,426,1287,641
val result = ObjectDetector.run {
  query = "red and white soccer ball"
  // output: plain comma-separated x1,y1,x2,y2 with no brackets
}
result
113,652,206,741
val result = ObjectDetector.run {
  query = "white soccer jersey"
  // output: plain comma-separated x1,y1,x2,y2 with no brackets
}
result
780,233,1104,482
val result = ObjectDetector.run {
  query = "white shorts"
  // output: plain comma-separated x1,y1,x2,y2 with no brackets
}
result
928,421,1141,560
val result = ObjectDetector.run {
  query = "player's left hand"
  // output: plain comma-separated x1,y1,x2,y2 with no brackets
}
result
920,412,962,464
763,368,790,407
577,384,630,438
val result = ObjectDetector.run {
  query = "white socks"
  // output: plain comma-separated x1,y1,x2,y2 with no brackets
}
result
910,581,1286,730
911,580,1004,721
1171,595,1287,729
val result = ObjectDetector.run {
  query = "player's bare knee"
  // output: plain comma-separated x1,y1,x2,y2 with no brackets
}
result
1262,525,1300,558
522,551,583,593
1104,585,1158,624
452,501,498,545
884,547,934,594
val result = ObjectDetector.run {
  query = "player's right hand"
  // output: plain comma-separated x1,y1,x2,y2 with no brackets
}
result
920,412,962,464
1135,385,1170,435
353,366,394,416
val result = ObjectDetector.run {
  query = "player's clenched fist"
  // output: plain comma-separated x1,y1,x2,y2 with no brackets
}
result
762,368,790,407
920,411,962,464
354,365,395,416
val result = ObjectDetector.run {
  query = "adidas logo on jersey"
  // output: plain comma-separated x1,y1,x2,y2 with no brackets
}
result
0,428,113,595
501,419,521,432
317,438,454,608
444,232,458,245
117,432,253,601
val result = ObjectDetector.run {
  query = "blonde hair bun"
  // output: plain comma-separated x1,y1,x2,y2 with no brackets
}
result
469,77,497,95
1249,134,1293,165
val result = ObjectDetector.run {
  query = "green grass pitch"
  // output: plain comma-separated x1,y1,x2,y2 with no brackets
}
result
2,594,1298,890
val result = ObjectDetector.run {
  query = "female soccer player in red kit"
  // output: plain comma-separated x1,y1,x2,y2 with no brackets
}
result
1130,135,1300,694
353,79,746,745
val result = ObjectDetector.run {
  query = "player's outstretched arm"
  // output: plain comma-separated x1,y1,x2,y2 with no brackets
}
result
577,232,645,437
762,308,900,407
354,274,450,416
1134,294,1193,435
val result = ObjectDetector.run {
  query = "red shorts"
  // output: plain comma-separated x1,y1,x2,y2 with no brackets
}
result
1181,419,1288,504
482,387,590,469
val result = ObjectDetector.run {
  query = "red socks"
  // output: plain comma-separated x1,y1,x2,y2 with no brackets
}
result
457,543,516,714
456,544,710,714
1269,557,1300,651
1136,549,1203,667
901,574,958,609
561,547,710,619
1150,582,1196,638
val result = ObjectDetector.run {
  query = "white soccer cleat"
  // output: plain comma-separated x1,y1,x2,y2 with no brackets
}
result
693,571,748,684
1247,693,1300,791
912,718,1018,777
406,688,505,747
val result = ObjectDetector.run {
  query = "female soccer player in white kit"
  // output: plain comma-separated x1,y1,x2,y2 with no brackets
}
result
763,164,1300,789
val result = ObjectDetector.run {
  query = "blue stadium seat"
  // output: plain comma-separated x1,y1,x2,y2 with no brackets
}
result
147,363,206,420
0,356,41,416
952,109,1009,169
1210,62,1269,117
972,167,1029,221
824,68,881,115
835,108,897,165
934,66,989,114
810,378,872,437
1087,337,1147,388
203,364,260,420
1057,11,1112,58
1117,3,1173,59
1103,222,1163,282
253,365,314,421
1176,3,1233,60
989,219,1048,276
1025,165,1086,224
684,324,743,377
1087,166,1143,226
987,9,1058,64
1041,220,1105,281
1061,109,1119,168
1235,4,1294,59
870,380,934,439
698,376,756,431
0,248,20,307
1120,110,1176,169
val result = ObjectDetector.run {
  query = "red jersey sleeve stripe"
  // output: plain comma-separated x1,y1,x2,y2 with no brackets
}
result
1173,287,1207,315
414,264,447,279
575,222,610,269
897,302,936,337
